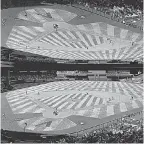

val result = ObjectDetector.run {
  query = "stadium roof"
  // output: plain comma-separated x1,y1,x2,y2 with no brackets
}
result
3,7,143,61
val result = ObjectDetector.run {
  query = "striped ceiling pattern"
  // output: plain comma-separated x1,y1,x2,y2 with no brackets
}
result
6,8,143,61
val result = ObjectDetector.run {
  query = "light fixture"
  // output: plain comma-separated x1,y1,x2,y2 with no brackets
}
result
2,113,6,118
80,15,85,19
80,122,84,125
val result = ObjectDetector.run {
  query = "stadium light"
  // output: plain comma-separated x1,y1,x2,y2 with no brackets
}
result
80,122,84,125
2,113,6,119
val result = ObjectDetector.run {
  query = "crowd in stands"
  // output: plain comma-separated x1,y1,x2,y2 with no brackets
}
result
72,0,143,30
1,111,143,143
1,47,56,63
121,73,143,84
73,116,143,143
1,71,57,92
107,72,132,78
10,73,56,82
11,56,56,63
2,55,56,63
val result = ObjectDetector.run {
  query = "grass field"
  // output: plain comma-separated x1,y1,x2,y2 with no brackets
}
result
1,81,143,135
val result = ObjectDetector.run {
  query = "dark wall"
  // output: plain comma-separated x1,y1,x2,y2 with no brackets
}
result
13,61,143,71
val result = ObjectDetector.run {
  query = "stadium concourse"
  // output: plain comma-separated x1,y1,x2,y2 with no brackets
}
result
1,0,143,143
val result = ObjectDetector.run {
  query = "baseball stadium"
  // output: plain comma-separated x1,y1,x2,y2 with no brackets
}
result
1,0,143,143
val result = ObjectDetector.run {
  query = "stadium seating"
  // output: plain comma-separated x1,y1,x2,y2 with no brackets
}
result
121,74,143,84
1,72,56,92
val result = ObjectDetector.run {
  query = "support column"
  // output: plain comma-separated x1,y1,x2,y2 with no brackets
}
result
5,69,10,86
